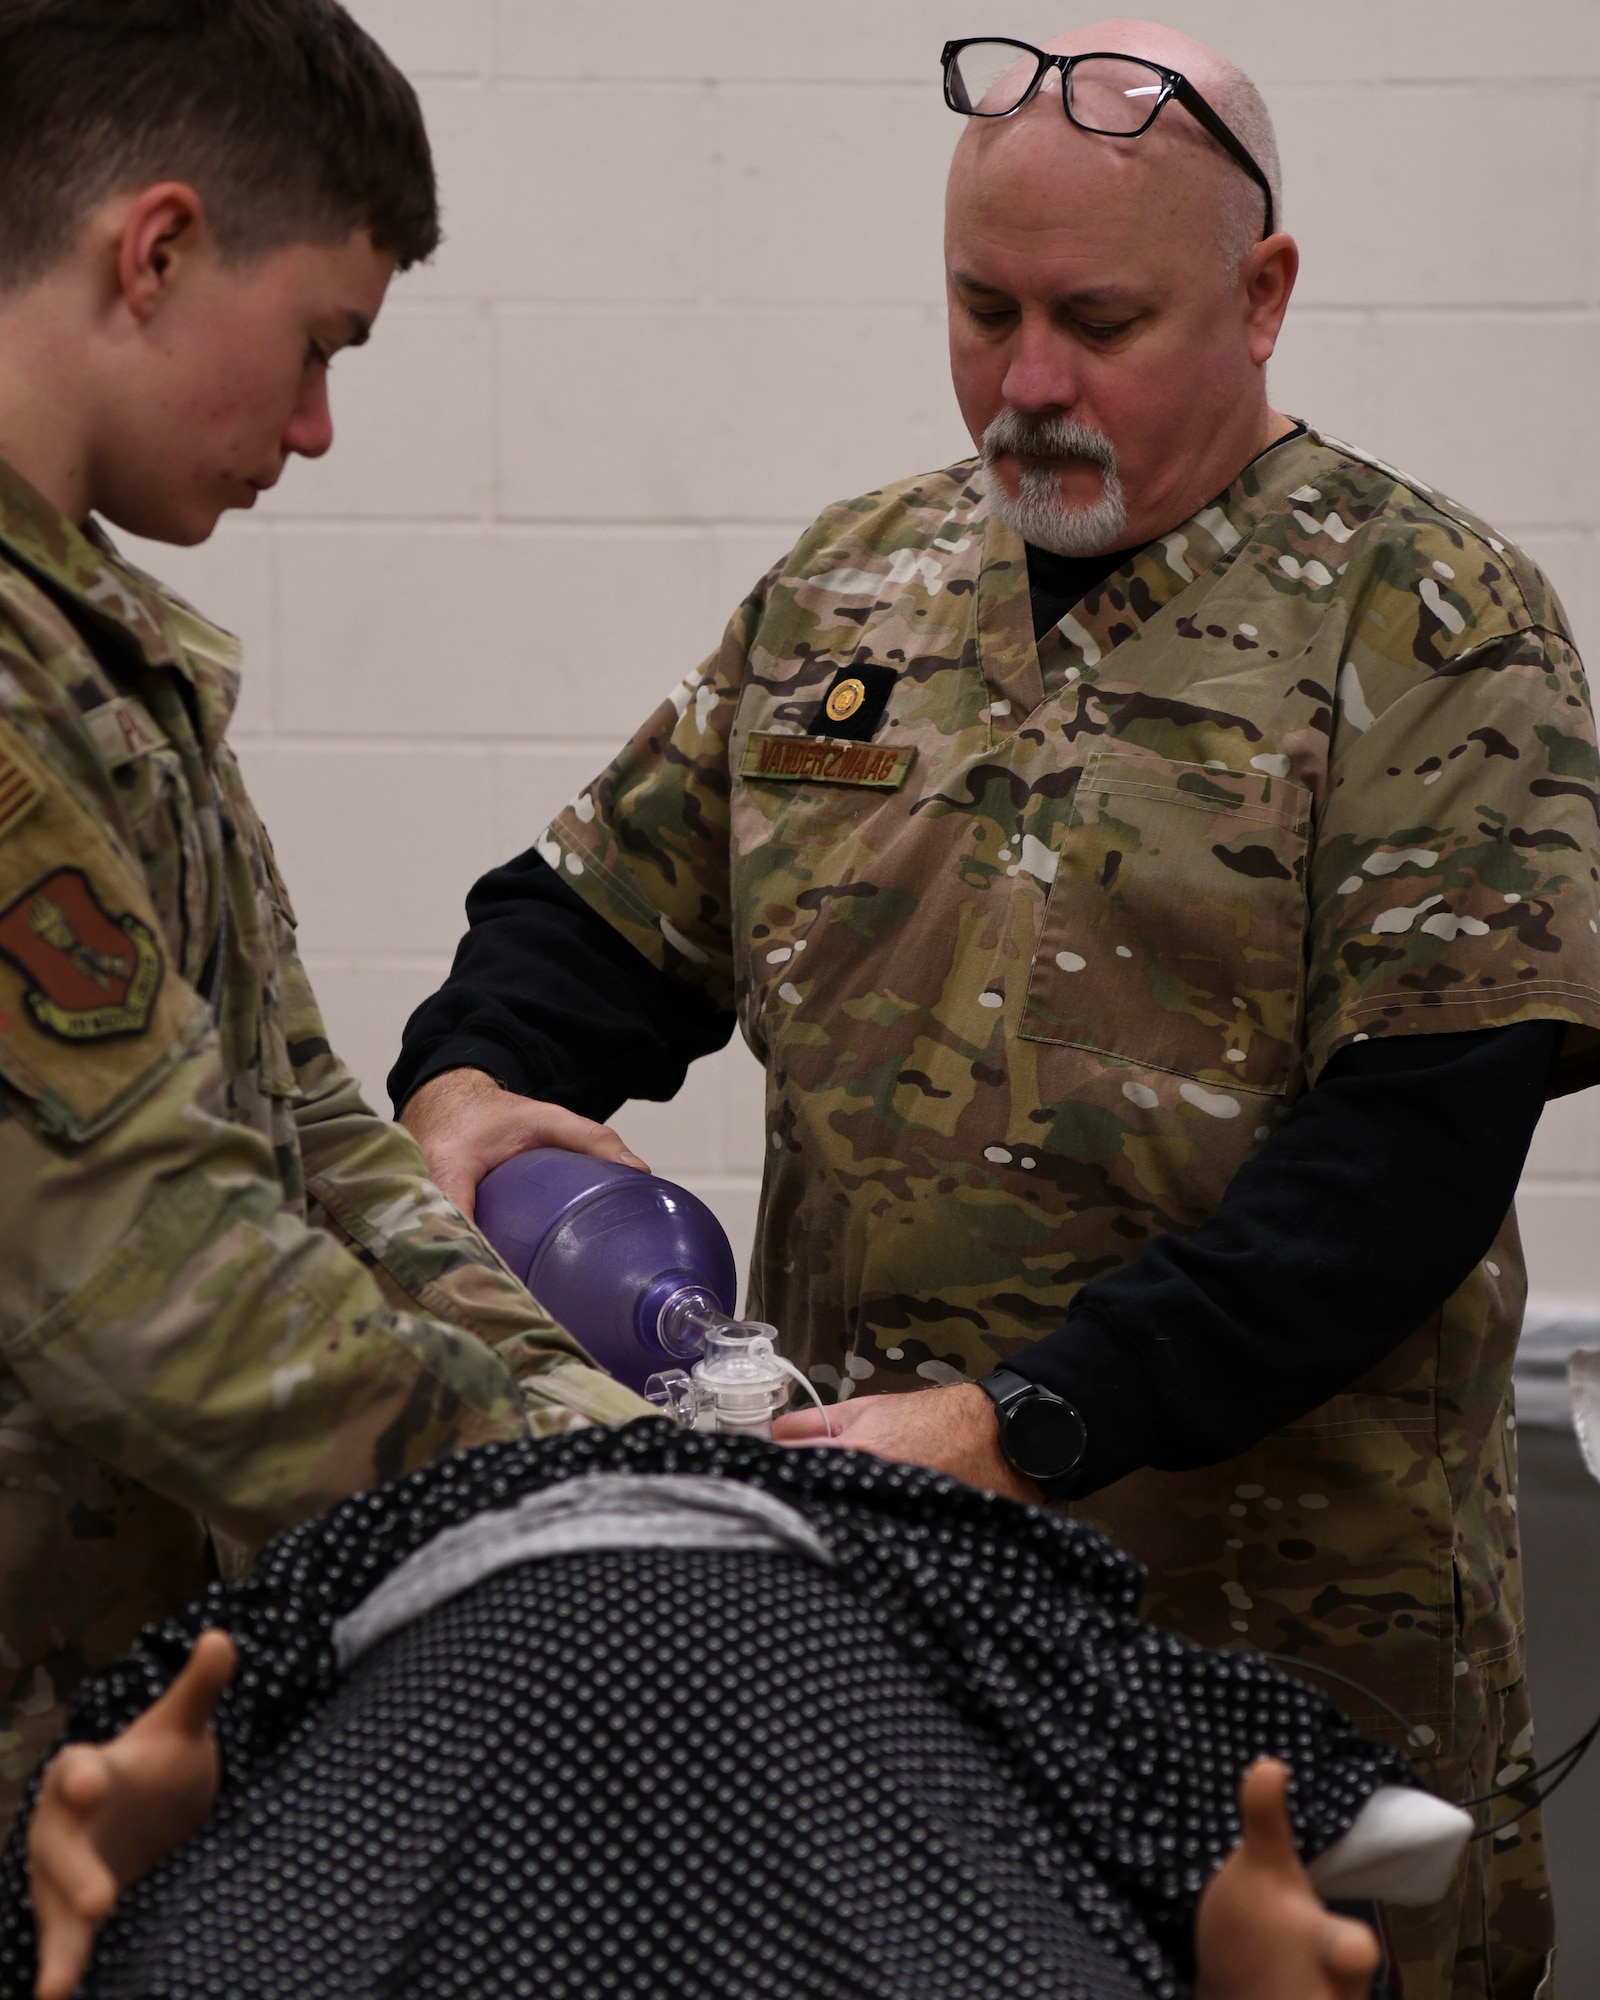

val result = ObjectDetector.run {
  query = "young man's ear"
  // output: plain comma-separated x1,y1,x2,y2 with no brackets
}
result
115,184,208,325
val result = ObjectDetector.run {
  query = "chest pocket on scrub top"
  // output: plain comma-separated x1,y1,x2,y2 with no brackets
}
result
1019,748,1312,1096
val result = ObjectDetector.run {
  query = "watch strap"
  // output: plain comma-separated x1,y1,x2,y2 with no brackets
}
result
978,1366,1035,1412
977,1368,1087,1497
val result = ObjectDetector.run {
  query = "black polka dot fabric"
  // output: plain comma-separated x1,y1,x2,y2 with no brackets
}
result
0,1425,1412,2000
76,1553,1157,2000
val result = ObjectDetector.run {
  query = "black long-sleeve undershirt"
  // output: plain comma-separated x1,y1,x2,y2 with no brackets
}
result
391,846,736,1121
1009,1017,1559,1494
391,853,1558,1491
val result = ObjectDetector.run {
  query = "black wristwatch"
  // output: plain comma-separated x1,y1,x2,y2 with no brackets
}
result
978,1368,1088,1497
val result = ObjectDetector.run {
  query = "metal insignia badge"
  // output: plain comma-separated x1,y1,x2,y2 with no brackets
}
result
824,678,867,724
809,662,898,743
0,867,163,1040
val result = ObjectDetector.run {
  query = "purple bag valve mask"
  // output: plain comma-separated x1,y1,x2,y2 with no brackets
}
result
475,1150,829,1439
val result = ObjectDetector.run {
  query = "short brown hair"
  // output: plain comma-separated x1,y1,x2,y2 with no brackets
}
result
0,0,440,292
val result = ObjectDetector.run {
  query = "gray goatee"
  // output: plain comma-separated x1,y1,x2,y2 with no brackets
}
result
980,409,1129,557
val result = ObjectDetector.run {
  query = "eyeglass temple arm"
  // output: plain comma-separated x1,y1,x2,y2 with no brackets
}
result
1169,77,1275,238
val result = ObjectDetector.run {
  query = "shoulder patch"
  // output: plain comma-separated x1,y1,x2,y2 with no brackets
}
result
0,718,200,1138
0,868,161,1040
0,740,41,843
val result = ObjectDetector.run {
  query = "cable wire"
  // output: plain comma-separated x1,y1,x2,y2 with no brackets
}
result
1248,1648,1600,1840
1254,1652,1443,1762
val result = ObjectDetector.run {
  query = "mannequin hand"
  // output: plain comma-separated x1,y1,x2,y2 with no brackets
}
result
400,1068,647,1219
1196,1760,1382,2000
30,1629,236,2000
771,1384,1043,1504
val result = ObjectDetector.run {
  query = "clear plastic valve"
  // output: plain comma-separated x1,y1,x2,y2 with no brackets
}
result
693,1323,791,1439
644,1369,699,1426
644,1319,832,1443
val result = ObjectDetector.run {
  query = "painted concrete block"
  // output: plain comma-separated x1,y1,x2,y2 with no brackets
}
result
346,0,492,76
236,743,503,955
275,526,719,738
495,302,965,521
298,955,455,1114
411,80,715,304
1282,84,1589,310
259,304,492,522
714,85,951,307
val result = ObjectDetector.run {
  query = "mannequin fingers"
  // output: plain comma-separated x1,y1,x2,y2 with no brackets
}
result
29,1780,119,2000
1320,1910,1383,1995
154,1631,237,1739
46,1745,112,1820
33,1900,103,2000
1236,1759,1304,1874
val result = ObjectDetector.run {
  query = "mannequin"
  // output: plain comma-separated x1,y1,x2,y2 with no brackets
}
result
3,1426,1471,2000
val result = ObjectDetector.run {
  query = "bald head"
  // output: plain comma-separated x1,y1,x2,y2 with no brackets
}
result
942,20,1297,557
949,20,1282,273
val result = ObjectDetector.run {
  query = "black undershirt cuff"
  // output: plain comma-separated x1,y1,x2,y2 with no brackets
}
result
397,1036,536,1105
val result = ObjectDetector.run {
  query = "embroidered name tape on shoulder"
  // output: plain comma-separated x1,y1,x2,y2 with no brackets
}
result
0,719,200,1138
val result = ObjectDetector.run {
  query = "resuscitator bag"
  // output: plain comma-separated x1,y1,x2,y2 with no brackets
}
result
476,1148,739,1394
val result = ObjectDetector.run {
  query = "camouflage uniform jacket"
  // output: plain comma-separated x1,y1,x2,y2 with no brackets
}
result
543,425,1600,1781
0,459,648,1826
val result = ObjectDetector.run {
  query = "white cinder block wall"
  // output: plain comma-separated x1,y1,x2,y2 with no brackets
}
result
126,0,1600,1315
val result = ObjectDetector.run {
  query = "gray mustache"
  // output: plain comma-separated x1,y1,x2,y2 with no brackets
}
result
981,410,1119,474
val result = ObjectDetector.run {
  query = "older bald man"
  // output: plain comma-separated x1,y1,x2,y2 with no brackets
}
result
393,24,1597,1995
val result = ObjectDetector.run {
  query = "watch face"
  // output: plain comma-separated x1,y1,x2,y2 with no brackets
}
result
1004,1394,1086,1483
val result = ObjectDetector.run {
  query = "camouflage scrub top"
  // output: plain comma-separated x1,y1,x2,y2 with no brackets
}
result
0,459,650,1827
542,424,1600,1775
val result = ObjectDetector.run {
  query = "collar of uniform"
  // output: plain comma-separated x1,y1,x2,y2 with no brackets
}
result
84,523,243,753
975,425,1326,728
0,453,241,752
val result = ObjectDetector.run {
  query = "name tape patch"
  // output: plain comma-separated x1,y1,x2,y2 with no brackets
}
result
741,732,916,790
84,696,164,772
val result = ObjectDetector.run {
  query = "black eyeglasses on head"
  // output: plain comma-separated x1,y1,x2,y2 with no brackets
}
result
941,38,1275,240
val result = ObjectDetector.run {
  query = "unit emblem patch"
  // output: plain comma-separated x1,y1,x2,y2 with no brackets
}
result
0,867,162,1040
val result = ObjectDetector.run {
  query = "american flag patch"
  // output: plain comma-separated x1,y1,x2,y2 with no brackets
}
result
0,745,41,843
